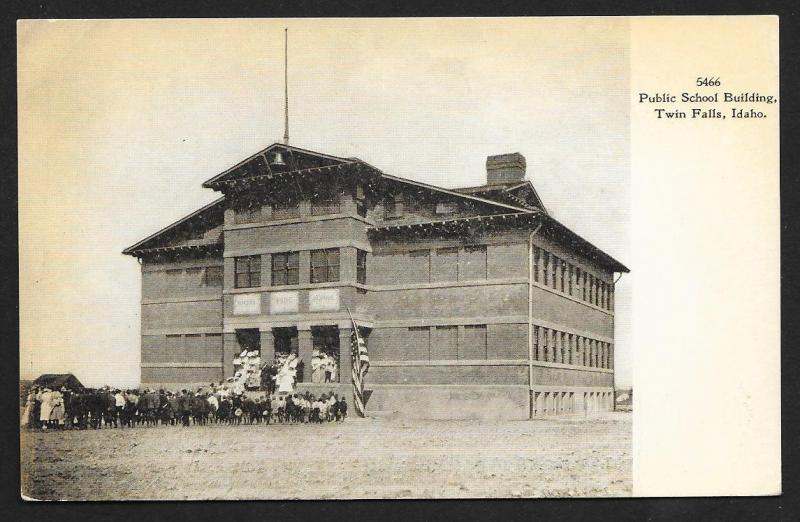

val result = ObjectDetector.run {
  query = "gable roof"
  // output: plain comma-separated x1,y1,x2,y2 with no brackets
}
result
454,179,548,214
33,373,85,391
122,197,225,256
202,143,529,214
202,143,351,189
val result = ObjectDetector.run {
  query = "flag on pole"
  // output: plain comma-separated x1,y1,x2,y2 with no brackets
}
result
347,307,369,417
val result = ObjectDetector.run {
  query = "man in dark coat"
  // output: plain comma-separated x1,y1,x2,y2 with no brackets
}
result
337,396,348,421
179,390,192,427
69,391,85,429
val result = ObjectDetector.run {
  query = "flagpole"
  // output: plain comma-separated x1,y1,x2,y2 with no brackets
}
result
283,27,289,146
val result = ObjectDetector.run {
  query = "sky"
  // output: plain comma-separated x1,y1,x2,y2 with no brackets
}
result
18,18,631,388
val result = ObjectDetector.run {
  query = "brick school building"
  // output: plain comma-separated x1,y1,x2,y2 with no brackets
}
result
123,144,628,419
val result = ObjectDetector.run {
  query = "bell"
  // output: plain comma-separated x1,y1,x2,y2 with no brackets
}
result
271,151,286,166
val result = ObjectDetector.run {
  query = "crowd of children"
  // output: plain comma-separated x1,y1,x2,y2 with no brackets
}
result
21,383,348,430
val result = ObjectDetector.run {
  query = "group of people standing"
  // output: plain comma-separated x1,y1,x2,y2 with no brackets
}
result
21,383,348,430
22,386,68,429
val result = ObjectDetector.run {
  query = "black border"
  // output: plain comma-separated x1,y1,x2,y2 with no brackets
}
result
2,1,797,520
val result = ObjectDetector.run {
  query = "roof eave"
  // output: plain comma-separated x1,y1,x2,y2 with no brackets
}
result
122,196,226,255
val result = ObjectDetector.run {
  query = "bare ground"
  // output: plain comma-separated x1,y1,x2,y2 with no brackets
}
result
21,412,631,500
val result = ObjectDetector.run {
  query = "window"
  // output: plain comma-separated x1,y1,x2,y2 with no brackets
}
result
203,266,223,286
234,255,261,288
460,245,487,281
533,246,540,283
271,252,299,286
550,256,560,289
409,249,431,283
408,326,431,360
384,195,403,219
310,248,340,283
356,249,367,285
431,325,458,360
542,328,549,361
560,260,567,292
405,194,422,213
355,185,368,217
272,200,300,220
432,247,458,282
567,264,573,295
435,201,458,214
311,193,341,215
461,324,487,360
234,204,261,224
165,269,182,276
356,199,368,218
583,272,588,301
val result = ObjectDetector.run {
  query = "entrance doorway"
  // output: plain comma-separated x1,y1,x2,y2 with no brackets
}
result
311,325,340,383
233,329,261,390
273,327,298,356
235,328,260,353
273,327,301,382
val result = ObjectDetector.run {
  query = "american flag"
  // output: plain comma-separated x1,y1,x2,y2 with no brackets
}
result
347,307,369,417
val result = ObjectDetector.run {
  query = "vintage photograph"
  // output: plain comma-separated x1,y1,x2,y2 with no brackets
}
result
19,18,632,499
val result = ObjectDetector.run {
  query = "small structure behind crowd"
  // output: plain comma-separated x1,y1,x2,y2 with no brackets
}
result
32,373,85,392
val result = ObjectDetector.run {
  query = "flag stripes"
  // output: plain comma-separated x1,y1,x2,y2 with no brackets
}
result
347,308,369,417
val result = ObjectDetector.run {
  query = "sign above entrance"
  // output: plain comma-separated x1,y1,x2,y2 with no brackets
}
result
271,291,299,314
233,293,261,315
309,288,340,312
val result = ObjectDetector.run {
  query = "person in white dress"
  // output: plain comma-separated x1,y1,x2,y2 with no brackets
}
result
21,388,36,428
39,388,54,429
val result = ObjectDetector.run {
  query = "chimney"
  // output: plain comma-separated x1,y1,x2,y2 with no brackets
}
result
486,153,526,185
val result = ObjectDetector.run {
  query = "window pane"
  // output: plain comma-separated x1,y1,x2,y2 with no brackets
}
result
327,265,339,282
311,250,326,267
204,266,223,286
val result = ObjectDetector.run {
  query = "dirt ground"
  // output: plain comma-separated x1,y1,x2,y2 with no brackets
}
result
20,412,631,500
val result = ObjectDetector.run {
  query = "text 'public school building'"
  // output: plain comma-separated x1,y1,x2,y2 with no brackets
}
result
123,144,628,419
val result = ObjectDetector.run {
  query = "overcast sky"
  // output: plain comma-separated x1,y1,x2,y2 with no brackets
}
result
19,18,631,388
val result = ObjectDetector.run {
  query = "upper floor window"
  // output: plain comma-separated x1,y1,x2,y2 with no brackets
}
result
234,255,261,288
234,204,261,224
356,249,367,285
384,195,403,219
311,193,341,216
203,266,224,287
310,248,340,283
435,201,458,215
272,200,300,220
271,251,299,286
